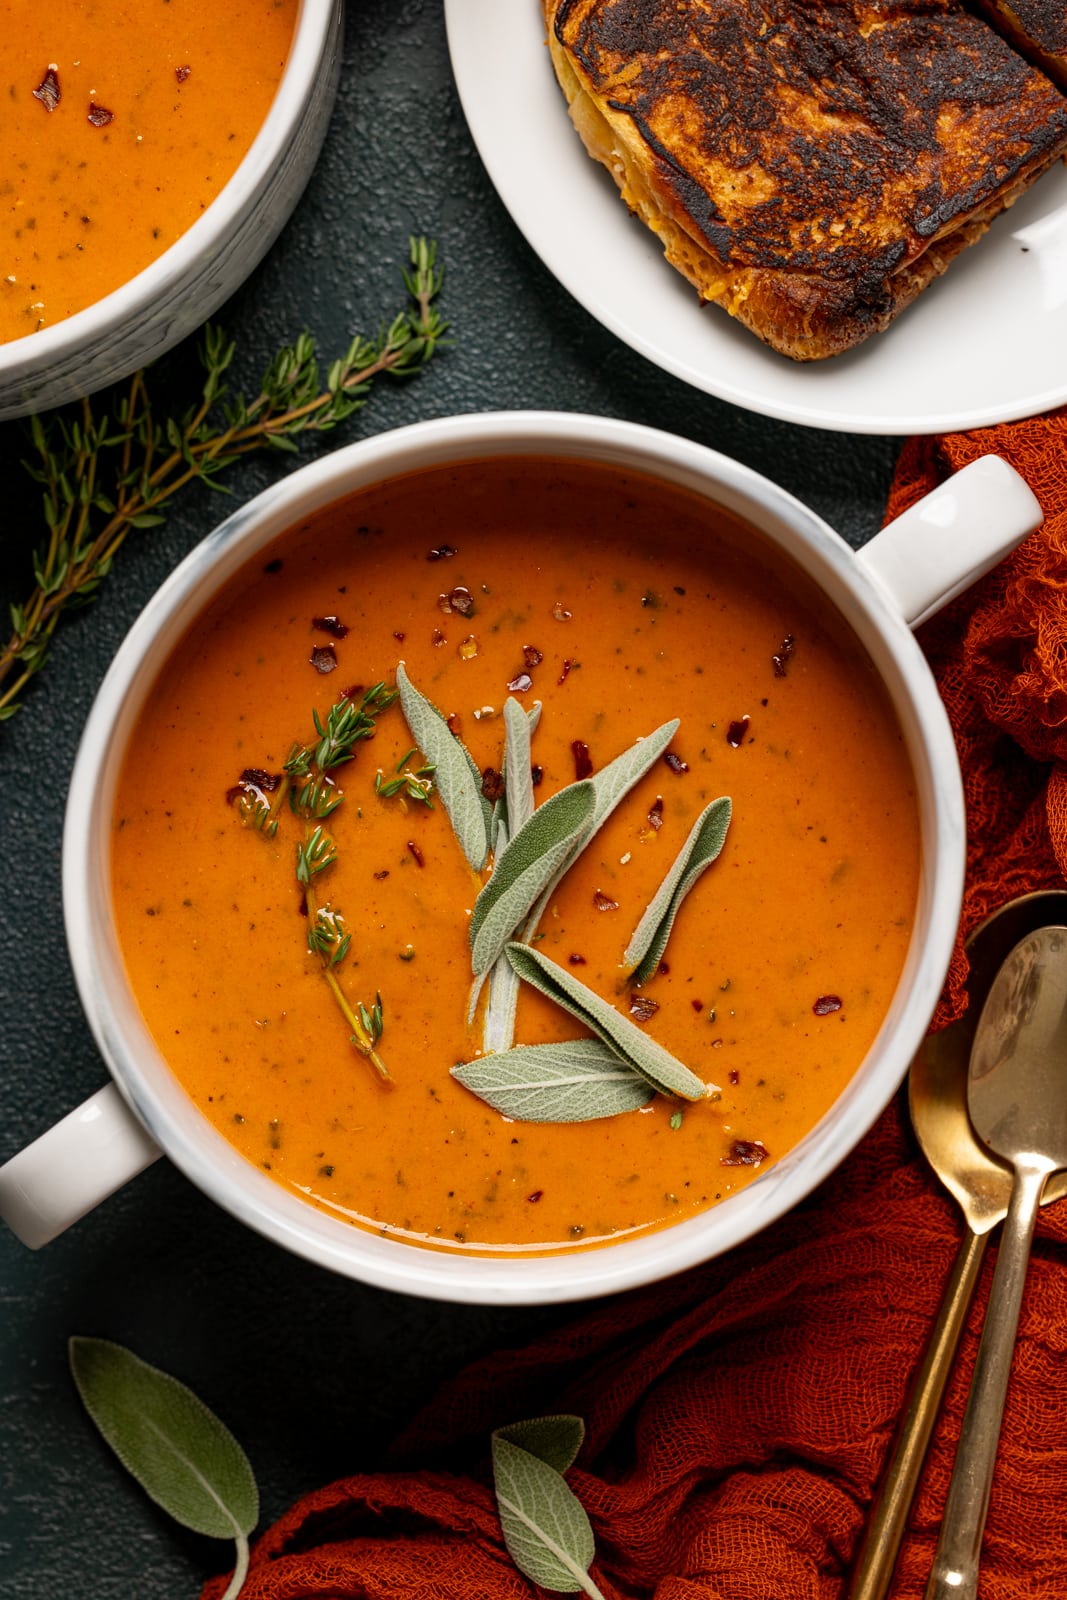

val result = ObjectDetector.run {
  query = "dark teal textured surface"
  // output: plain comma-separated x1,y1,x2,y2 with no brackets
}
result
0,4,899,1595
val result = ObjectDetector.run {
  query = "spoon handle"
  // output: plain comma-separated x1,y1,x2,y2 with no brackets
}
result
924,1162,1049,1600
847,1227,989,1600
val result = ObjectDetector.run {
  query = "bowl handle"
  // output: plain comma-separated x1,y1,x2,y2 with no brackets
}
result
856,455,1043,628
0,1084,160,1248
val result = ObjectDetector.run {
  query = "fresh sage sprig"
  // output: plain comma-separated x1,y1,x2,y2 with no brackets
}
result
396,663,490,870
491,1415,605,1599
452,1038,652,1122
506,944,712,1101
519,718,681,940
624,796,732,984
2,237,448,722
469,780,596,977
69,1337,258,1600
482,698,545,1053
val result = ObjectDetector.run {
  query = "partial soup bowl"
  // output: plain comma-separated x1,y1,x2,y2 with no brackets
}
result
0,0,341,421
0,412,1042,1303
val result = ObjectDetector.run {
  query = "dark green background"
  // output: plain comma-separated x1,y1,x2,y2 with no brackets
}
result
0,4,900,1594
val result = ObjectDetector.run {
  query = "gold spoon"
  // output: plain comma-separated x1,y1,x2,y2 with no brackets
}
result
847,890,1067,1600
925,920,1067,1598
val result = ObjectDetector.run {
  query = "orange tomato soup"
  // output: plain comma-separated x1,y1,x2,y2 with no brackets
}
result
0,0,297,342
111,458,920,1255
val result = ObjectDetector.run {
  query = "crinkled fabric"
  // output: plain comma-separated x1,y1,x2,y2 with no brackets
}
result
203,416,1067,1600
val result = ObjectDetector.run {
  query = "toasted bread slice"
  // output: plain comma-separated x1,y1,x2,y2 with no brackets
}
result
973,0,1067,90
545,0,1067,360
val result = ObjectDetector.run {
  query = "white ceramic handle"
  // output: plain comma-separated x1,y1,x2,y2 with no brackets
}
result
857,455,1043,629
0,1084,161,1248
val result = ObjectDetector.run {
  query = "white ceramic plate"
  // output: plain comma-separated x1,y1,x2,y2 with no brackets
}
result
444,0,1067,435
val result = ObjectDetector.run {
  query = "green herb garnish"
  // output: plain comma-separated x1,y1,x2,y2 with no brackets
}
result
491,1415,605,1599
452,1038,652,1123
623,796,732,984
504,944,711,1103
69,1338,258,1600
233,688,393,1081
1,239,446,723
396,662,490,870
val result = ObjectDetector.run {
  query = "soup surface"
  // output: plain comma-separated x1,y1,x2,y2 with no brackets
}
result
0,0,297,342
111,458,920,1255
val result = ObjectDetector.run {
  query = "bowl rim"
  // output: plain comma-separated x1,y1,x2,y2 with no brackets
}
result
0,0,334,376
63,410,965,1304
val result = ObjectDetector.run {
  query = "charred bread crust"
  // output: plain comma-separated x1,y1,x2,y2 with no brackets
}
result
545,0,1067,360
972,0,1067,90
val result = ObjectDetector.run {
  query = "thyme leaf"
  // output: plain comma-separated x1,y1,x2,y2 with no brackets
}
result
1,239,447,721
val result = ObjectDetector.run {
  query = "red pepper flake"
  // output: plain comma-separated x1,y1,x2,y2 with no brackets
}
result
32,66,60,112
481,767,504,802
407,840,425,868
772,634,796,677
175,65,192,83
240,767,281,792
648,796,664,830
664,750,689,774
531,765,544,787
722,1140,770,1167
728,1069,740,1085
558,659,574,685
297,892,308,917
312,614,349,639
658,961,670,975
526,1190,544,1203
88,102,114,126
446,711,463,736
310,644,338,674
507,671,533,694
263,558,283,574
431,628,446,648
427,544,458,561
813,994,843,1016
340,683,364,701
448,586,475,617
690,998,704,1013
373,870,390,881
393,630,405,642
593,889,619,912
572,740,593,780
726,716,750,747
523,644,543,670
568,953,587,965
629,993,660,1022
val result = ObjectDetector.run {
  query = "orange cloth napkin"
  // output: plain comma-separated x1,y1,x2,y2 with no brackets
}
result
203,413,1067,1600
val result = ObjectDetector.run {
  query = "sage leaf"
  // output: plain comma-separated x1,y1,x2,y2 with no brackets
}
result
397,663,490,870
522,719,680,937
503,695,540,838
492,1422,605,1599
452,1038,653,1121
496,1414,585,1474
482,945,522,1053
469,781,595,975
69,1337,258,1600
625,796,732,985
506,944,711,1102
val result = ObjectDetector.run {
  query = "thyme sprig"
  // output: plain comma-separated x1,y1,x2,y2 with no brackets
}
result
232,688,395,1081
1,237,447,721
